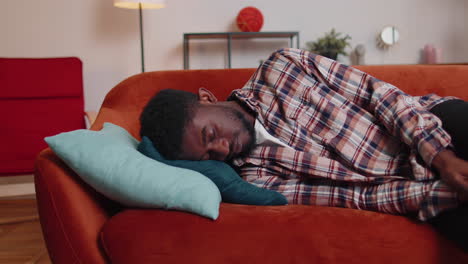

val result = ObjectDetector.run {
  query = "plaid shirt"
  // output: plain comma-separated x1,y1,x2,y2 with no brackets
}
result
230,48,460,221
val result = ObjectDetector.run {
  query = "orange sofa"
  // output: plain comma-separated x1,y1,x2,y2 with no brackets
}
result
35,65,468,264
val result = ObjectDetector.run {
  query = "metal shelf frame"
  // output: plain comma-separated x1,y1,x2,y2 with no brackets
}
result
183,31,300,69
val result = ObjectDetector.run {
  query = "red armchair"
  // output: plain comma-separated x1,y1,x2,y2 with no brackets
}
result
0,57,85,177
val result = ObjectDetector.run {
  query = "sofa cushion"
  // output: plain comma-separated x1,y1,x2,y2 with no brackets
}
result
45,122,221,219
138,136,288,206
101,204,468,264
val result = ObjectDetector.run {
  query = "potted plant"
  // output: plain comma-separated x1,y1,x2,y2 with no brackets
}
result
306,28,351,60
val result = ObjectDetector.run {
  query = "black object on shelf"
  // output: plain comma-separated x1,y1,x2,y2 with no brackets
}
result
183,31,300,69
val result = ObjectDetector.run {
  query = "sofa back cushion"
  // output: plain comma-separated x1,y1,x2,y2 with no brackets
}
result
356,64,468,99
92,65,468,140
94,69,256,137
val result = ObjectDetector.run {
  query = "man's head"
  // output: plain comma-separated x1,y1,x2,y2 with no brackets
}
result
140,88,256,161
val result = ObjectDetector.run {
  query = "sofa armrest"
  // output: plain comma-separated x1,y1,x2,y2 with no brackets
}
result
34,148,120,264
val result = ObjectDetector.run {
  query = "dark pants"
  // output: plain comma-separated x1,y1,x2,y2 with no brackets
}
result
429,99,468,251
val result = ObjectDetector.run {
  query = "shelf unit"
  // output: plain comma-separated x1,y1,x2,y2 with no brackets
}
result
183,31,300,69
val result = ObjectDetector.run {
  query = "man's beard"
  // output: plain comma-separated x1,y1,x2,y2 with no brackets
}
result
228,107,256,159
237,110,256,157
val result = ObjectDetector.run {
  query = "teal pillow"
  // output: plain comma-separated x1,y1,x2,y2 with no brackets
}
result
138,136,288,206
45,123,221,220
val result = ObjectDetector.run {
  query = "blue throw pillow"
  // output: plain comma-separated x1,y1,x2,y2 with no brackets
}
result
138,136,288,206
45,123,221,220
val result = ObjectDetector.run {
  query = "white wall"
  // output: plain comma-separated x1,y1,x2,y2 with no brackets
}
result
2,0,467,112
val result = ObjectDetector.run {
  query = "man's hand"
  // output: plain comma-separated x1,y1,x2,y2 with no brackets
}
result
432,149,468,202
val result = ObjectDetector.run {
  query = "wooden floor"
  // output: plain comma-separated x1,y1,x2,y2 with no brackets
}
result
0,199,51,264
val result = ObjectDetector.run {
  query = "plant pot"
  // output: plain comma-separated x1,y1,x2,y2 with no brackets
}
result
321,51,338,60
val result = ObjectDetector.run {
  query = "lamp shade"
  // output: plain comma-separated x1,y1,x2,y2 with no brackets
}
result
114,0,166,9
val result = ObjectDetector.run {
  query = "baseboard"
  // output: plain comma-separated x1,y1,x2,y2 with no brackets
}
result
0,175,35,199
0,174,34,184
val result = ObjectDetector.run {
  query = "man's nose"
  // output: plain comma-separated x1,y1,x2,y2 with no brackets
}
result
208,138,230,161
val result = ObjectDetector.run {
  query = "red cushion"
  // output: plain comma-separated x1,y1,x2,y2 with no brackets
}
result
0,57,84,175
101,204,468,264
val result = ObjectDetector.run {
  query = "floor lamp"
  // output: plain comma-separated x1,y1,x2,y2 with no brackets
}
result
114,0,166,73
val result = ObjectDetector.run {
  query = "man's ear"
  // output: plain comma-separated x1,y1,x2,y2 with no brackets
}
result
198,87,218,104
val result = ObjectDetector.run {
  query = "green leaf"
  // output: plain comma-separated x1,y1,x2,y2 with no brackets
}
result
306,28,352,59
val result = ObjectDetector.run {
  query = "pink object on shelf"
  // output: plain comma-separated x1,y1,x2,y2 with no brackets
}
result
424,44,435,64
424,44,442,64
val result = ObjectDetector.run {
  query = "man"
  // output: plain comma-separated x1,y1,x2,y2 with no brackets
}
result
140,48,468,249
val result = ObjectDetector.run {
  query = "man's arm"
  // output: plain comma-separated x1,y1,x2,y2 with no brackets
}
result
242,167,458,221
276,48,468,200
272,48,451,168
262,48,468,207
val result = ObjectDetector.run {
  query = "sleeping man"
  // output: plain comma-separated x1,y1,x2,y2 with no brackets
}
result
139,48,468,250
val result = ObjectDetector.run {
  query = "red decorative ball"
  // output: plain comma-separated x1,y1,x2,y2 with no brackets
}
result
236,7,264,32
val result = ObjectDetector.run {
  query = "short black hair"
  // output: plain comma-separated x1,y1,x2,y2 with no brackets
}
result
139,89,198,159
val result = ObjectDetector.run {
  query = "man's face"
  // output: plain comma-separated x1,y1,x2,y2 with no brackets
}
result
179,104,256,161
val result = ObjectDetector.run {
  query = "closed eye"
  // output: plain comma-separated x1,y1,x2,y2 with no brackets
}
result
201,126,216,160
202,126,216,145
208,127,216,142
